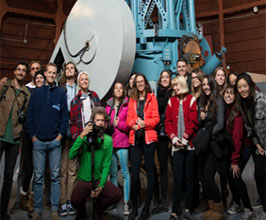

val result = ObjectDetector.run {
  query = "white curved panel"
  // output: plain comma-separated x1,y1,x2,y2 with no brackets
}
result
51,0,136,99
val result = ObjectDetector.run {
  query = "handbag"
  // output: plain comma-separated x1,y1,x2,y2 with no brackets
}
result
193,121,214,156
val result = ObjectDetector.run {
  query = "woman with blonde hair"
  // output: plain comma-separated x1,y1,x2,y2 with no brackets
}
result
165,75,198,220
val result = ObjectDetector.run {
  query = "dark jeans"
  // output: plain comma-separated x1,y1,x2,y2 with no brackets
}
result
71,180,122,219
172,150,195,212
204,151,227,203
0,141,19,216
227,146,252,209
154,136,169,200
21,129,34,193
254,152,266,212
131,141,156,210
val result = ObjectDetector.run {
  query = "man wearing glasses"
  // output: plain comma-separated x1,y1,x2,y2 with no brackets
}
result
25,61,41,89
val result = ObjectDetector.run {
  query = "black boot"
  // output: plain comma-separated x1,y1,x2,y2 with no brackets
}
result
138,207,150,220
128,207,138,220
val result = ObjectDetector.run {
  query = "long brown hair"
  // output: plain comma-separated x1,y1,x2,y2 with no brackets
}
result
191,69,204,98
130,73,152,100
59,61,78,85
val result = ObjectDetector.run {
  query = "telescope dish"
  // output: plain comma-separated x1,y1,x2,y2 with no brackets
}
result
59,0,136,99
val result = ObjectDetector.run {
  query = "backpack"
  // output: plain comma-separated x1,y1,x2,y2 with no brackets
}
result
0,79,12,102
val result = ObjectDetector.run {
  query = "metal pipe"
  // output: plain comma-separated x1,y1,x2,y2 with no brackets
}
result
188,0,196,33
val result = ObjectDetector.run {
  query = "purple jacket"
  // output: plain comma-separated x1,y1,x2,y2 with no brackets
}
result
105,97,129,148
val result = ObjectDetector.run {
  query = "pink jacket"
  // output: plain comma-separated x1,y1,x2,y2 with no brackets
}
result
127,93,159,145
105,97,129,148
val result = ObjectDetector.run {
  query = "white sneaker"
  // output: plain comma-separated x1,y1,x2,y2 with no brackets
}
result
123,203,130,216
240,208,255,220
227,201,243,215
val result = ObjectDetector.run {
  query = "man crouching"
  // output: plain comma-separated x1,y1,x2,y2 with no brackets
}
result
70,107,122,220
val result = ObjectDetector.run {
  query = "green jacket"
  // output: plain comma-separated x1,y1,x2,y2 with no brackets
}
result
0,79,30,139
69,134,113,188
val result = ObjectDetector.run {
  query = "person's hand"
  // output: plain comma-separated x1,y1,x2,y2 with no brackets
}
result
256,144,265,156
113,117,119,127
32,136,37,142
231,164,241,178
172,137,183,148
90,187,103,198
55,134,62,141
138,119,145,128
80,123,93,139
132,125,138,131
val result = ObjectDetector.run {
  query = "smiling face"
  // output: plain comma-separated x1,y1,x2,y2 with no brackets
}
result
14,64,27,82
114,82,124,99
173,83,182,96
177,61,187,76
229,74,237,86
44,65,57,86
215,69,225,86
34,74,45,88
237,78,250,99
79,73,89,91
224,87,235,105
191,72,201,88
202,78,211,96
160,71,171,88
136,75,145,93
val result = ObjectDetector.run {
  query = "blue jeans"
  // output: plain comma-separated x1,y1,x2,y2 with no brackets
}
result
32,139,61,213
110,148,130,203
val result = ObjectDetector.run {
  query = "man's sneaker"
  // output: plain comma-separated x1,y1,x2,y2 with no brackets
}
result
31,212,42,220
184,209,196,220
10,201,20,214
257,212,266,220
227,201,243,215
106,204,117,213
123,203,130,216
51,211,60,220
240,208,255,220
66,201,76,215
252,199,263,209
59,203,68,217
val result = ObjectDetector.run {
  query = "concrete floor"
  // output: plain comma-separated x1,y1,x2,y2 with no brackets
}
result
1,154,264,220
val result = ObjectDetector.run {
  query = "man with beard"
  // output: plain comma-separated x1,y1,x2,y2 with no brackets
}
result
176,58,191,93
0,61,30,220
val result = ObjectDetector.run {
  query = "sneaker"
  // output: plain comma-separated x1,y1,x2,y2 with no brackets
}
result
66,201,76,215
128,207,138,220
184,209,196,220
59,203,68,217
31,212,42,220
252,199,263,209
123,203,130,216
227,201,243,215
106,204,117,213
240,208,255,220
257,212,266,220
138,208,150,220
51,211,60,220
10,201,20,214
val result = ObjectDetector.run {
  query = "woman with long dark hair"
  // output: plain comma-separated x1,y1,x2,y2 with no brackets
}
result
223,84,254,219
127,73,159,220
200,75,226,220
165,75,198,220
213,67,226,96
105,81,130,216
152,69,172,214
236,73,266,220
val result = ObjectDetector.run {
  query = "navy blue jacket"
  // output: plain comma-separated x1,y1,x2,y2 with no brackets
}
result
26,85,69,141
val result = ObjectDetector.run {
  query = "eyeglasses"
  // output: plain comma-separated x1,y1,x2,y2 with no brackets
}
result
191,76,200,80
31,67,40,70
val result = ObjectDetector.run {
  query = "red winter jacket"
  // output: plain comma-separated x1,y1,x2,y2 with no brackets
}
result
127,93,159,145
165,94,198,147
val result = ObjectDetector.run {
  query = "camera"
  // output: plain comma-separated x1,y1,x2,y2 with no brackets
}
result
86,121,105,141
18,110,25,123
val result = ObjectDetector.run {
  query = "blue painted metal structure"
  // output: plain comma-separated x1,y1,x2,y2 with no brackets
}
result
126,0,226,82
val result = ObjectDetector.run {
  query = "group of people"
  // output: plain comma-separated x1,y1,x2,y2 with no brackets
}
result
0,58,265,220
